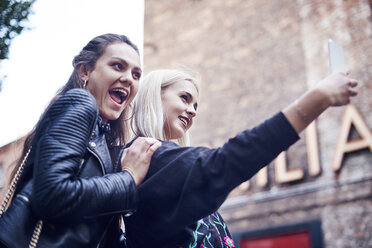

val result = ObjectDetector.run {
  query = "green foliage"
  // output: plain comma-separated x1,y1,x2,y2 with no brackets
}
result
0,0,36,91
0,0,36,60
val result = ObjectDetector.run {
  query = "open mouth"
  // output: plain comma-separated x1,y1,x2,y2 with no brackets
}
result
178,116,189,128
109,89,128,104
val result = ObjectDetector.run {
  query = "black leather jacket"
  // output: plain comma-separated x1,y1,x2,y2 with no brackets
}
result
0,89,136,248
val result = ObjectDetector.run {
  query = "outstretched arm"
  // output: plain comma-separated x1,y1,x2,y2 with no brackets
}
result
125,112,299,242
284,71,358,134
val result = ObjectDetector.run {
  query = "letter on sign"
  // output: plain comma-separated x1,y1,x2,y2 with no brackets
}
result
332,104,372,171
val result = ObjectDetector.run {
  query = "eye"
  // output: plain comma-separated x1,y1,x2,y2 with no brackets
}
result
113,62,123,70
194,103,198,111
180,94,188,102
132,71,141,80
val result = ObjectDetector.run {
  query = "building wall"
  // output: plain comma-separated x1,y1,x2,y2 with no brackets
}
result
144,0,372,247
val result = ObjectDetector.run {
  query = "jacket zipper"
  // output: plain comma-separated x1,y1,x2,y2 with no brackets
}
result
86,145,111,247
86,146,106,175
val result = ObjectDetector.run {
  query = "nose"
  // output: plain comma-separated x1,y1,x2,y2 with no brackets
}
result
119,71,133,87
186,105,196,118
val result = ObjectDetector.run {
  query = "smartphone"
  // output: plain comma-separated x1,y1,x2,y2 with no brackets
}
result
328,39,345,74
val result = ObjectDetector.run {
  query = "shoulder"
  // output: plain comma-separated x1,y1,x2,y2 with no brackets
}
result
158,140,180,150
49,89,99,119
35,89,99,137
59,89,98,111
153,140,184,157
126,139,180,152
149,140,213,170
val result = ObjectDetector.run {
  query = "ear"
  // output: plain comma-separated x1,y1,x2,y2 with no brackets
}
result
77,64,91,82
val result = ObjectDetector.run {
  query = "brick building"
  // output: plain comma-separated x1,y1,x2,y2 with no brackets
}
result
143,0,371,247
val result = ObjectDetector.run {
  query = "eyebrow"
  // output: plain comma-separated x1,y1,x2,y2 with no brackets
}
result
112,56,142,73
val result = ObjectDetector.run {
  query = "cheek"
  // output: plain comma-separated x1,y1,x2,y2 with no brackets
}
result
87,77,104,93
162,105,169,122
162,106,177,130
86,85,98,100
130,84,139,101
133,80,139,91
89,88,104,104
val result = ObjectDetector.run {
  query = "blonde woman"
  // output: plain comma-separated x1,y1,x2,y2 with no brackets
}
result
132,69,197,146
124,69,358,248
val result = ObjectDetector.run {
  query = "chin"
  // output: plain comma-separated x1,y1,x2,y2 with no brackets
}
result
103,113,121,122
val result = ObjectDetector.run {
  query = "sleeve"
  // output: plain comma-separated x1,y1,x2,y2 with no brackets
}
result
126,112,299,239
31,89,137,222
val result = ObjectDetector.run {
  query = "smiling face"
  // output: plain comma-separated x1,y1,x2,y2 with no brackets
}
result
161,80,199,140
83,42,141,122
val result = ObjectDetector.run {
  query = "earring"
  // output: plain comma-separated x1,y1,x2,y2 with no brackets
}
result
83,79,88,88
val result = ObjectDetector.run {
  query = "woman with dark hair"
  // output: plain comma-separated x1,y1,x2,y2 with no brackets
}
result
0,33,161,248
124,68,358,248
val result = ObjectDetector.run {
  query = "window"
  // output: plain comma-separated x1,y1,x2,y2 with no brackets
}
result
233,220,323,248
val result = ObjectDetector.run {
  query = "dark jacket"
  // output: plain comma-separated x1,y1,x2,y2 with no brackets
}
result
124,112,299,248
0,89,136,248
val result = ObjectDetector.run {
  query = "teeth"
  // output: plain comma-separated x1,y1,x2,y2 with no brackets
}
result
112,89,127,97
179,117,188,126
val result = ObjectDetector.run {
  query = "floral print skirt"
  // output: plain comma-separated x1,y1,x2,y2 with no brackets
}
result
181,212,235,248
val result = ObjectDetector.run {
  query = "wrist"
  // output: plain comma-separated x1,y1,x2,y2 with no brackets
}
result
123,167,138,185
312,85,332,109
294,99,310,124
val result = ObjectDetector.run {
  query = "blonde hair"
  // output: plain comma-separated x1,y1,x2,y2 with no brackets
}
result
132,69,200,146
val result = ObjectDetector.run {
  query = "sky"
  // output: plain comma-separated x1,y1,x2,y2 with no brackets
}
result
0,0,144,147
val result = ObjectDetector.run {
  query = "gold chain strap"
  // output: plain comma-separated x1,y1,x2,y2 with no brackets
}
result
0,147,43,247
29,220,43,248
0,147,32,215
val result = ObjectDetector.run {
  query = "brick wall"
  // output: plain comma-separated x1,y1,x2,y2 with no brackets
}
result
144,0,372,247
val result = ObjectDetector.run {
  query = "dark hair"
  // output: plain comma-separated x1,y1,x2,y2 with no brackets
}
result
13,33,139,178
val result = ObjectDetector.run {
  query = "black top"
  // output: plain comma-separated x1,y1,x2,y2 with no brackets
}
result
125,112,299,248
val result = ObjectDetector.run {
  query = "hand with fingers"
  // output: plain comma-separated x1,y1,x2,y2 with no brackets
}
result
121,137,162,186
315,70,359,107
283,70,360,134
